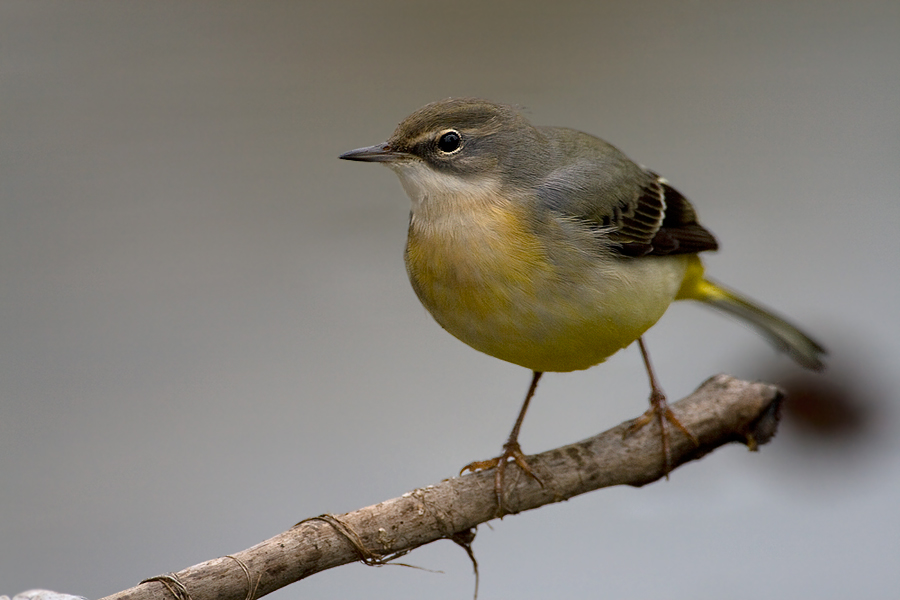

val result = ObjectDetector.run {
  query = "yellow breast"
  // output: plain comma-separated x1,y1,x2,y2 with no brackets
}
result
401,177,690,372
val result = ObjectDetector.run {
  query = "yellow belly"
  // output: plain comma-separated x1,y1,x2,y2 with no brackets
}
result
404,201,691,373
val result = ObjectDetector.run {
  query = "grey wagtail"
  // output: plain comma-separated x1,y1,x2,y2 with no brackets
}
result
340,98,825,514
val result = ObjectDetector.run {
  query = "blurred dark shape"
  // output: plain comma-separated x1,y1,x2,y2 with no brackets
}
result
749,337,888,450
778,370,873,441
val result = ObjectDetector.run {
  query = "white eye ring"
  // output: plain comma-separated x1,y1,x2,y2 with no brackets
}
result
436,129,463,154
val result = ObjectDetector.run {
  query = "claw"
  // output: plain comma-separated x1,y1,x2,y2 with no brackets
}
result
626,389,699,475
628,338,700,476
462,440,543,517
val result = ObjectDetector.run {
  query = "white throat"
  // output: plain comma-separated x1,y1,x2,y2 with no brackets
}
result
388,161,501,217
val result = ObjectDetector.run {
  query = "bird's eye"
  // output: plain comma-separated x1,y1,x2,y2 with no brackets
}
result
437,130,462,154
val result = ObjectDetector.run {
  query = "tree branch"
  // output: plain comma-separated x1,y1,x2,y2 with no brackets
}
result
100,374,782,600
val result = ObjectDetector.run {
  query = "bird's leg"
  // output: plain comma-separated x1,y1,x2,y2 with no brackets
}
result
461,370,545,516
626,338,699,475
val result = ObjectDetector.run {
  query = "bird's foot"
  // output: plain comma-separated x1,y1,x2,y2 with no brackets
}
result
461,440,543,517
626,388,699,476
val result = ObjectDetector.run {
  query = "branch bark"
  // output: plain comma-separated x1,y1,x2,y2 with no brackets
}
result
100,374,782,600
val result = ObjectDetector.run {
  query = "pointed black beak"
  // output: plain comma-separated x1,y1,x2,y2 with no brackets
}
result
339,143,410,163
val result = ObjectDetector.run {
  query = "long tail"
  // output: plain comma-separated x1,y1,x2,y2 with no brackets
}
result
677,258,827,371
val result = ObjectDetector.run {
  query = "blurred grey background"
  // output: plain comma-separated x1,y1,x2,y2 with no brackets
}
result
2,2,898,598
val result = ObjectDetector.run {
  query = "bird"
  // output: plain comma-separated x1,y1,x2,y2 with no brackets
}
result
340,98,825,515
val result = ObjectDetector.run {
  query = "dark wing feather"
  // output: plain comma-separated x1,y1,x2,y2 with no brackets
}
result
616,173,718,257
532,128,718,258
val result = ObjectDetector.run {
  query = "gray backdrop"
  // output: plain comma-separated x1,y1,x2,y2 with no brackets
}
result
2,2,898,599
